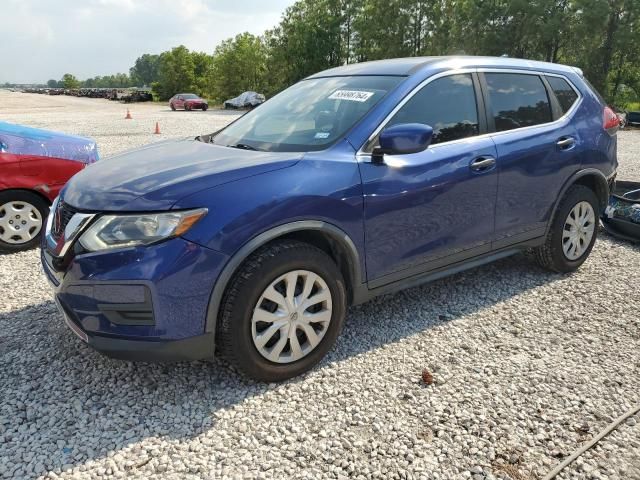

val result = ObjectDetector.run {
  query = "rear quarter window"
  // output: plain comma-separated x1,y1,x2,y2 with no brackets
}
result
485,73,552,132
546,76,579,114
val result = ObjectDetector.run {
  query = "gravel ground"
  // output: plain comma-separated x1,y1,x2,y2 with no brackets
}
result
0,91,639,480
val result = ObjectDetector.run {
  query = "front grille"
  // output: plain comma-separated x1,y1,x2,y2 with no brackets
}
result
51,201,78,240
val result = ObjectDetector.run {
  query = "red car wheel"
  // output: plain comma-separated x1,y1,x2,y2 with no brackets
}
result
0,190,49,252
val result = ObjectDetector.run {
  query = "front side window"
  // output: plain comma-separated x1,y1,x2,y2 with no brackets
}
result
485,73,552,132
379,73,480,147
546,76,579,114
213,76,403,152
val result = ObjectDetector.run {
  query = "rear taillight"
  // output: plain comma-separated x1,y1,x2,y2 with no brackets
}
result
603,106,620,133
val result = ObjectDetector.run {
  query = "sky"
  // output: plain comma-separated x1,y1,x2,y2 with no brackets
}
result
0,0,296,84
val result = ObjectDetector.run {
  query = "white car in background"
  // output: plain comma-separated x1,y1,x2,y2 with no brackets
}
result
224,91,265,109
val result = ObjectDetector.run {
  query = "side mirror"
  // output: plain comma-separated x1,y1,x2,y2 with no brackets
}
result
372,123,433,163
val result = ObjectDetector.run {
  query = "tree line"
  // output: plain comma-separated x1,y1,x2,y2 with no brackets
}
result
44,0,640,106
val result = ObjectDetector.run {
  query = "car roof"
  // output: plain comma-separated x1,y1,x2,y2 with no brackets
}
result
306,56,581,79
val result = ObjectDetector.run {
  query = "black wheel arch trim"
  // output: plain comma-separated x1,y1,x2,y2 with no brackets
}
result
0,187,52,206
547,168,610,234
204,220,364,337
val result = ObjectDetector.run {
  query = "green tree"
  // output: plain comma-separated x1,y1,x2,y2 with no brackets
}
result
154,46,197,100
43,0,640,105
210,33,269,101
192,51,214,97
130,54,160,87
46,79,58,88
271,0,344,84
61,73,80,89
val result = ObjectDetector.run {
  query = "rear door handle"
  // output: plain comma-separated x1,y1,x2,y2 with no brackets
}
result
469,156,496,172
557,137,575,150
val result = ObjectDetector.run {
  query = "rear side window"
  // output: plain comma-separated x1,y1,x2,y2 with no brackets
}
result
485,73,552,132
546,76,579,113
384,73,480,145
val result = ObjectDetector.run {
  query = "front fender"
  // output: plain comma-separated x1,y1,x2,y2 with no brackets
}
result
172,153,367,337
174,155,365,259
201,220,364,335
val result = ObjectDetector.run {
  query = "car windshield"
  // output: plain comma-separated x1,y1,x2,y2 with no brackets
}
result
182,94,199,99
212,76,403,152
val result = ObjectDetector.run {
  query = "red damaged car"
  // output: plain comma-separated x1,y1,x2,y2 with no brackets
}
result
0,121,98,252
169,93,209,111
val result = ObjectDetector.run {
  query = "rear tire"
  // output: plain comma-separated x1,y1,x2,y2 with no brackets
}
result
216,240,347,382
202,105,208,111
0,191,49,253
534,185,599,273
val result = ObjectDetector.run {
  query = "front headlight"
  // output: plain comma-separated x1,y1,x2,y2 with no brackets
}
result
78,208,207,252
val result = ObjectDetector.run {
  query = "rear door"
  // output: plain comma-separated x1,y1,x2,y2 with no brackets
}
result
480,71,582,247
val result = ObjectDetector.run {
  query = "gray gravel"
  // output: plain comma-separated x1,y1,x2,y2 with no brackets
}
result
1,91,639,480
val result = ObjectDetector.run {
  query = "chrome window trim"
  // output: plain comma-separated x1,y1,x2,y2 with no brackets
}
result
356,68,583,159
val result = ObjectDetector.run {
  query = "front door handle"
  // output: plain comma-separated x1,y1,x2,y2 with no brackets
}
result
469,156,496,172
557,137,575,150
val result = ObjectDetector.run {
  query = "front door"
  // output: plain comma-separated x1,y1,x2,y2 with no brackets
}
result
359,73,499,285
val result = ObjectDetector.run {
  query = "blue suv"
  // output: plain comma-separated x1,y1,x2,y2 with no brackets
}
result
42,56,618,381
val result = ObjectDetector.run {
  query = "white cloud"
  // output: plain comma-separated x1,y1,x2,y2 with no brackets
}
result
0,0,295,83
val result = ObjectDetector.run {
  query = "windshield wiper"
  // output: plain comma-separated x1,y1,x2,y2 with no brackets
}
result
227,143,259,151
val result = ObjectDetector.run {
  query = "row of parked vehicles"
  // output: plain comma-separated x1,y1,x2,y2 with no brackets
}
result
19,87,153,102
2,56,638,381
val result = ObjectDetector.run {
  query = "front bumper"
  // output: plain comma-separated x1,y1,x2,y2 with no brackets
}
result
42,236,229,361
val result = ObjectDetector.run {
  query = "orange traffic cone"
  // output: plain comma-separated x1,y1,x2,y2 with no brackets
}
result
125,109,132,119
154,122,161,134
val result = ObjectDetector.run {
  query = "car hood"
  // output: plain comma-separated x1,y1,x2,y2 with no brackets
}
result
62,138,302,211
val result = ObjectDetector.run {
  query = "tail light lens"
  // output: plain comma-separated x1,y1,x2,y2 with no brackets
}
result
603,106,620,133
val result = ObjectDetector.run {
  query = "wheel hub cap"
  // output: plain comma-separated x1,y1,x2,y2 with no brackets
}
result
0,201,43,244
251,269,333,364
562,201,595,261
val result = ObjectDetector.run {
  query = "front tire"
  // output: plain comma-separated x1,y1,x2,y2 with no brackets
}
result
534,185,599,273
216,240,347,381
0,191,49,253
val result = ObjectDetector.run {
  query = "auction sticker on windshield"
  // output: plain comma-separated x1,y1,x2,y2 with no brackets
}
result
328,90,375,102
